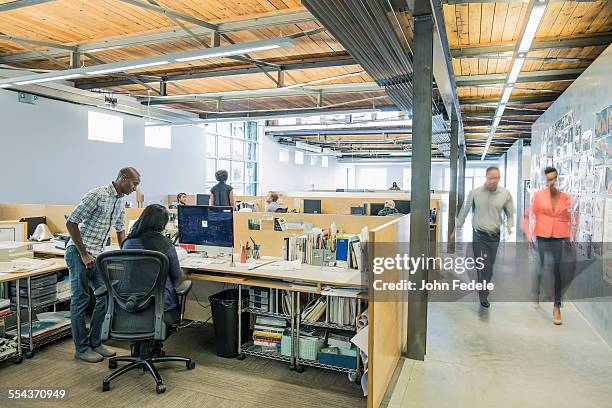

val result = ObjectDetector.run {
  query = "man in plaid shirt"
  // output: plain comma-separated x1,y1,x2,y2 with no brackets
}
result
65,167,141,362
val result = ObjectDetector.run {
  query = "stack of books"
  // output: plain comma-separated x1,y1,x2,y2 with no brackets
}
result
301,297,327,323
252,316,286,350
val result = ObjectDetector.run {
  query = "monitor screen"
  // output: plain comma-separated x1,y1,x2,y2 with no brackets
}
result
178,205,233,247
394,200,411,214
350,206,366,215
370,203,385,216
303,199,322,214
196,194,210,206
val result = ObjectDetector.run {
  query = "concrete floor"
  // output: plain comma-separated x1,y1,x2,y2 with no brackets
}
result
386,298,612,408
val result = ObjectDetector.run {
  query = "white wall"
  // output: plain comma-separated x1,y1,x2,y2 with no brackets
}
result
0,90,206,205
259,134,345,193
345,162,448,191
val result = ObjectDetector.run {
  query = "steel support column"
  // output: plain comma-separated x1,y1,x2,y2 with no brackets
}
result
457,144,466,211
447,107,459,253
70,50,81,69
407,11,433,361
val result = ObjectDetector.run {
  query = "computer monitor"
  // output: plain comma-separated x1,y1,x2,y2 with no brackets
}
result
394,200,411,214
303,199,322,214
196,194,211,206
178,205,233,256
336,188,345,192
19,216,46,239
350,205,366,215
370,203,385,215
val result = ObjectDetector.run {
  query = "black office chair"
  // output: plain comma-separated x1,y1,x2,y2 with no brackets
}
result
275,207,288,213
95,250,195,394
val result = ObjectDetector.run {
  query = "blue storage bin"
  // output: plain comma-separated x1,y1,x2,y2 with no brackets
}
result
317,351,357,369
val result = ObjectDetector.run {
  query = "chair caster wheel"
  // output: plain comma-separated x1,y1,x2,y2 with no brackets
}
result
109,360,117,369
296,365,304,373
156,384,166,394
14,356,23,364
236,353,246,361
25,351,34,359
186,360,195,370
356,377,361,386
289,364,296,371
102,382,110,392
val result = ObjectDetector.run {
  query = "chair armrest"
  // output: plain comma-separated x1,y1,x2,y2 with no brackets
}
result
175,280,192,296
93,280,119,297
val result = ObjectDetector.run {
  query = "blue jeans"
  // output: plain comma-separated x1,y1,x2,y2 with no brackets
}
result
65,245,107,353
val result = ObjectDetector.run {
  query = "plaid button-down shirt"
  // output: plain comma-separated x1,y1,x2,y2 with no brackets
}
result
67,183,126,256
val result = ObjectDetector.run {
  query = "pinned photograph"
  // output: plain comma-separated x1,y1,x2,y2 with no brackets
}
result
595,108,608,138
582,129,593,152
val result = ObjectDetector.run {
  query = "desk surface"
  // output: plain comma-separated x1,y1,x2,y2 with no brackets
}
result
31,243,364,288
0,258,68,283
182,255,365,288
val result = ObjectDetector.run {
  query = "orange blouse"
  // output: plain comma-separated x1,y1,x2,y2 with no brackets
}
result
532,189,571,239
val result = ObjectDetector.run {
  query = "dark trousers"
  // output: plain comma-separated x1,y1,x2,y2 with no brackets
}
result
473,229,500,301
534,237,564,307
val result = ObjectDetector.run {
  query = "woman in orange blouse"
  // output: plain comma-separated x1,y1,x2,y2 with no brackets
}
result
529,166,571,325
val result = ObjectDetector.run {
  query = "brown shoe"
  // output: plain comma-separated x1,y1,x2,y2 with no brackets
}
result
553,306,562,325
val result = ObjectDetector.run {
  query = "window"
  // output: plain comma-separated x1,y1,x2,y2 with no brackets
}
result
88,111,123,143
217,137,231,158
402,168,411,190
322,156,329,168
310,155,318,166
357,168,387,190
295,150,304,165
279,148,289,162
444,168,451,191
232,138,245,160
145,125,171,149
206,121,260,195
206,134,217,157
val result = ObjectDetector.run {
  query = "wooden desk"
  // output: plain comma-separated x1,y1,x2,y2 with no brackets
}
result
0,259,68,362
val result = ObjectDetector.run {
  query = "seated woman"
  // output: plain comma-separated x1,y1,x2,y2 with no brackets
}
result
121,204,182,325
378,200,400,216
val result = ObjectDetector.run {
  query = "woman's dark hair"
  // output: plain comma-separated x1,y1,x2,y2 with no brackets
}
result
177,192,186,201
126,204,169,240
215,169,229,182
544,166,558,176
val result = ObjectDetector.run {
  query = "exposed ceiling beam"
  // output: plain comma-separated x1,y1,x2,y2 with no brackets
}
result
140,82,382,104
0,0,54,12
75,56,357,89
443,0,596,3
460,94,557,105
451,33,612,57
0,33,76,51
117,0,217,31
0,10,315,64
456,68,584,86
197,106,398,121
268,128,411,136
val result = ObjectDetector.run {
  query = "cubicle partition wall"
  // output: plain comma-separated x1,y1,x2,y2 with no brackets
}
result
367,214,409,408
233,212,392,257
0,204,144,243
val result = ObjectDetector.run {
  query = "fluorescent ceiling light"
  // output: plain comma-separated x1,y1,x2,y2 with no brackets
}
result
15,73,83,85
492,117,501,128
518,3,547,53
0,83,12,88
508,58,524,84
175,44,281,62
87,61,170,75
501,87,513,104
295,141,322,153
495,105,505,118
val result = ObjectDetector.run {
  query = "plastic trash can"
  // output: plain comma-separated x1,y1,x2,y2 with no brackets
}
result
208,289,249,358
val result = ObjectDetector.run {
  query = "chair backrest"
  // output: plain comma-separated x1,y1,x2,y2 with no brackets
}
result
96,250,169,341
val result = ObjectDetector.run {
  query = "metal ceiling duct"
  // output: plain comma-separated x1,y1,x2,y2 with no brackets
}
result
302,0,450,157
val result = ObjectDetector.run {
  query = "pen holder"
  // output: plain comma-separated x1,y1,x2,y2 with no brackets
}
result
253,245,261,260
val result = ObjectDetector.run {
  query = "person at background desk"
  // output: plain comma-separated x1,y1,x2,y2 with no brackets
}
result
65,167,141,363
122,204,182,325
456,166,514,309
525,166,570,325
209,169,235,207
378,200,399,216
265,192,280,212
177,192,188,205
389,182,401,191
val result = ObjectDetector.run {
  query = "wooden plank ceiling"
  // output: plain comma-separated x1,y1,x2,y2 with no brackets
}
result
0,0,610,159
444,0,612,158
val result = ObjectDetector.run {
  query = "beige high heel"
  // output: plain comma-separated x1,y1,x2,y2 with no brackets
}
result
553,306,562,325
